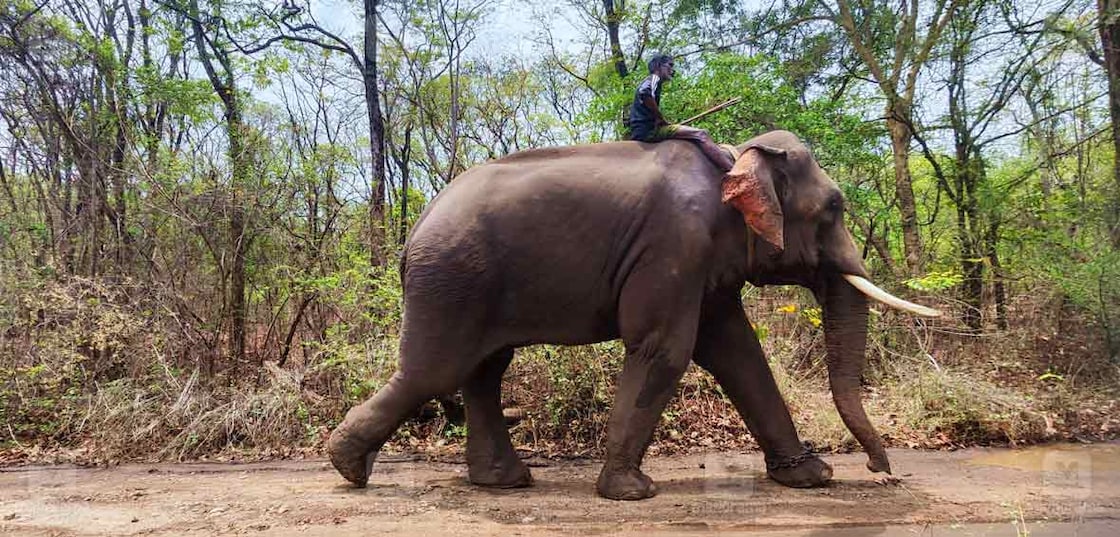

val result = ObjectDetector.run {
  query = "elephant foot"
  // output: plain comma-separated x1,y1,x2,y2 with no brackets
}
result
468,458,533,489
766,452,833,488
327,425,376,488
596,466,657,501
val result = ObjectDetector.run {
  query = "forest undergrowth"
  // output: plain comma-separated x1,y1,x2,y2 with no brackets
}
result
1,0,1118,471
1,264,1116,466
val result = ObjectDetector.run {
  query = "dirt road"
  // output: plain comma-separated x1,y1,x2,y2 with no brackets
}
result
2,443,1119,536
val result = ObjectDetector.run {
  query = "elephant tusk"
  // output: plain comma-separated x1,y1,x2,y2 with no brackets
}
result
842,274,942,318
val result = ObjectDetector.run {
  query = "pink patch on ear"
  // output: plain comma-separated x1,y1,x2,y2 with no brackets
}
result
721,155,784,251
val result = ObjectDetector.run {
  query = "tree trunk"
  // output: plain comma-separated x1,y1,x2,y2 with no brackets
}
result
1100,0,1120,248
854,216,897,274
188,0,250,366
833,0,955,275
948,12,984,333
987,220,1007,331
886,100,922,274
364,0,387,265
397,126,412,245
109,87,131,269
956,154,984,332
604,0,628,78
443,2,463,185
75,155,104,277
223,91,251,370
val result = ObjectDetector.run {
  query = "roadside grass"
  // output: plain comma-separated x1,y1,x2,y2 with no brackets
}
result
1,274,1116,465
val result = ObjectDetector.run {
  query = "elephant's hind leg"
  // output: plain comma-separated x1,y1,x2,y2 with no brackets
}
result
327,372,427,488
328,335,485,487
327,371,434,487
464,348,532,488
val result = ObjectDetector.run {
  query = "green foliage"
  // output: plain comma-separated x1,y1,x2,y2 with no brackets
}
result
136,69,217,123
0,274,157,442
581,61,639,141
583,53,883,169
387,187,428,239
250,54,291,89
529,342,623,431
904,271,965,292
443,423,468,439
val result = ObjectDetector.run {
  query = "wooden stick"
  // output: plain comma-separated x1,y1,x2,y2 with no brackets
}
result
679,97,743,126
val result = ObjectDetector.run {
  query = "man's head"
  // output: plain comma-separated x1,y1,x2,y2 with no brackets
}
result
647,54,674,79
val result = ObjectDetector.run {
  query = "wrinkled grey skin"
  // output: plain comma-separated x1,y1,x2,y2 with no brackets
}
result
329,130,889,500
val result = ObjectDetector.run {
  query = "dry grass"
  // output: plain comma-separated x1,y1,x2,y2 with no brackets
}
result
2,273,1117,465
888,367,1045,445
81,362,320,462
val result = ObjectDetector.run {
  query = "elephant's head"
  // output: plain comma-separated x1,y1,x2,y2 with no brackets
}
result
724,130,939,475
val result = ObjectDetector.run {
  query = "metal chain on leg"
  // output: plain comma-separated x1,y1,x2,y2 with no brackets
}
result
765,446,817,471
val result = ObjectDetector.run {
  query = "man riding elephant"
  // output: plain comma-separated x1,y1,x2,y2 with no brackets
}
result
629,53,734,171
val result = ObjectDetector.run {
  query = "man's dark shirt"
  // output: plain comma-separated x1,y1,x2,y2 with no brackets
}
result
628,74,664,141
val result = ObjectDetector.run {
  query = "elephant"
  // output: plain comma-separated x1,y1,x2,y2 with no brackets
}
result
327,130,939,500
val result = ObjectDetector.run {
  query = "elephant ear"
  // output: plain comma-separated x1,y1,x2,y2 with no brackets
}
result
721,144,786,251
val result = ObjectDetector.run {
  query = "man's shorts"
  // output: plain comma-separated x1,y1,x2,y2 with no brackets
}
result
634,123,680,142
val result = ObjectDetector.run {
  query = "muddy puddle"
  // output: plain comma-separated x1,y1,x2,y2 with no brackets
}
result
969,442,1120,471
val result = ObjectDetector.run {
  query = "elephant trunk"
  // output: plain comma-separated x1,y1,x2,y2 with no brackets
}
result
821,274,891,474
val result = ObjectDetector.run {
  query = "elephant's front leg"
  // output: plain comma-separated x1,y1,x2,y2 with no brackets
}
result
597,272,703,500
693,290,833,488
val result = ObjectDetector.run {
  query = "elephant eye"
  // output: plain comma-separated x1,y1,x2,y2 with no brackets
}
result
827,194,844,214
